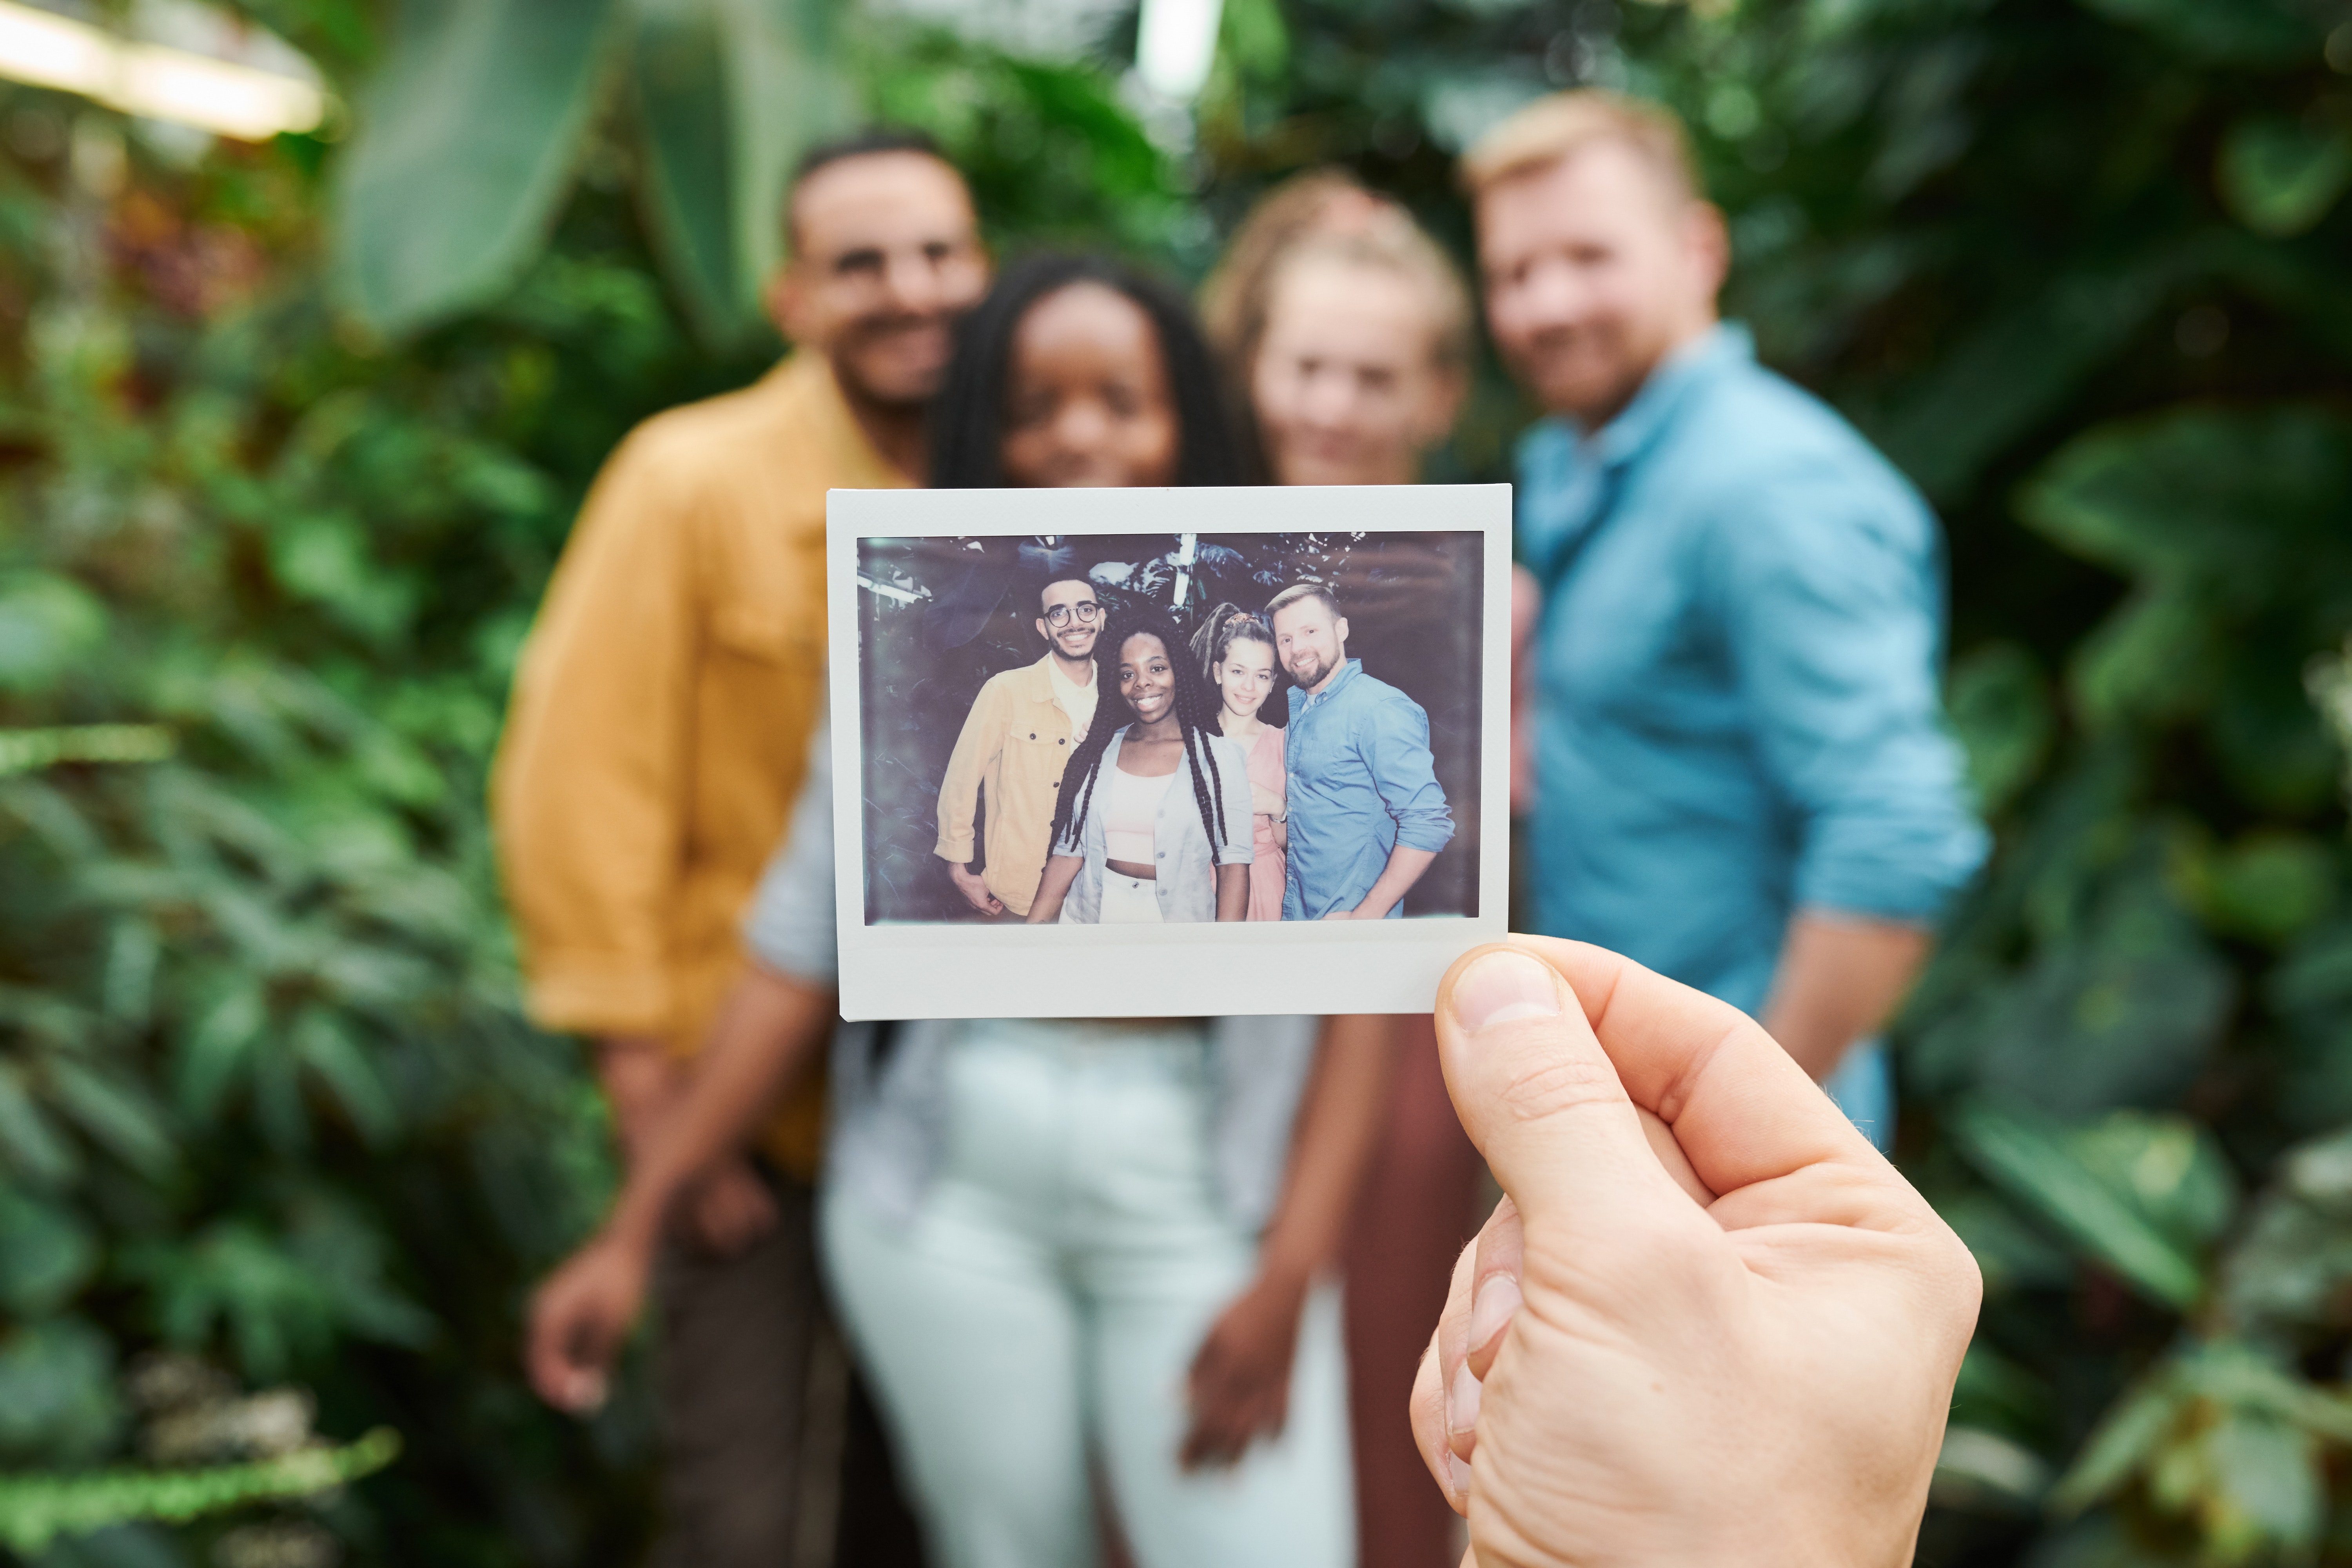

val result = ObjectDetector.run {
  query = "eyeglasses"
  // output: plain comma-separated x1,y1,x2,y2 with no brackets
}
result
1044,603,1102,627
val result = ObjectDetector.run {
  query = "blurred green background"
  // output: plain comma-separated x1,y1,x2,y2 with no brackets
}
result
0,0,2343,1564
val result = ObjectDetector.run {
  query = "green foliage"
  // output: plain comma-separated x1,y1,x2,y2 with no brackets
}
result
0,9,1188,1564
0,1428,398,1557
332,0,851,344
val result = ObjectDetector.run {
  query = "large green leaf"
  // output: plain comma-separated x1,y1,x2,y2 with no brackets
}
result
1950,1102,2209,1310
630,0,846,346
330,0,621,336
2019,405,2352,593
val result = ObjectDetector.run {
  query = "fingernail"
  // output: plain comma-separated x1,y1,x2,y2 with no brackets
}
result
1455,949,1561,1033
1447,1360,1481,1436
1469,1273,1522,1351
1449,1454,1473,1496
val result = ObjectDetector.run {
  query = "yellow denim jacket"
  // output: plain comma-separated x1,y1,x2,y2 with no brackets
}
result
491,355,904,1177
934,654,1090,916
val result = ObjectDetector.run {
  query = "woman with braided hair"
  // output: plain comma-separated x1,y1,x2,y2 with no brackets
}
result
1027,603,1251,924
806,252,1374,1568
1191,602,1287,920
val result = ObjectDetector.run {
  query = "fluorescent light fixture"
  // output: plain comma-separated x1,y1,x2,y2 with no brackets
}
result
0,1,324,140
1135,0,1223,100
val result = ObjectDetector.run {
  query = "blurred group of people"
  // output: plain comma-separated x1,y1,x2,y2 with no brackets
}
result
490,86,1985,1568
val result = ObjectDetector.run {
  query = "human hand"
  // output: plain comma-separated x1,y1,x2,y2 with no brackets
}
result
1181,1266,1308,1470
1411,938,1980,1568
684,1156,780,1257
1249,783,1285,821
526,1229,655,1414
949,862,1005,916
1319,907,1356,921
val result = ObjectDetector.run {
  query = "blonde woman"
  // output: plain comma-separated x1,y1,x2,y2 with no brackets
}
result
1202,169,1478,1568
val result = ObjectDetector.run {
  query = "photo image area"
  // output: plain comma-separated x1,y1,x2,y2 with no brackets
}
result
858,529,1479,923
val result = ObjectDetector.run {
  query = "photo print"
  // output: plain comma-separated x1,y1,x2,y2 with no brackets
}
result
826,484,1510,1020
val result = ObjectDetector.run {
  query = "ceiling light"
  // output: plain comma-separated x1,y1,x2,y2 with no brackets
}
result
0,1,325,141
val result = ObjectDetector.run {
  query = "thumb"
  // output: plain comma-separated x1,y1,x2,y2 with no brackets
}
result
1435,944,1697,1241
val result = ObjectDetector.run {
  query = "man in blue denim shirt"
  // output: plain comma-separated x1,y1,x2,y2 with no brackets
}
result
1465,92,1987,1140
1269,583,1456,919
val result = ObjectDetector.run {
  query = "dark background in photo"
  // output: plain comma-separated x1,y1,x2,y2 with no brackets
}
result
855,529,1485,924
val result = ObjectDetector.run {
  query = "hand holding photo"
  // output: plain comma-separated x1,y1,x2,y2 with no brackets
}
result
828,484,1509,1019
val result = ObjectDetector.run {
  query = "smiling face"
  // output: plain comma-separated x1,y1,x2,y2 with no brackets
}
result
771,152,988,411
1271,597,1348,694
1216,634,1277,721
1117,632,1176,725
999,281,1183,489
1251,254,1463,487
1475,139,1726,427
1036,577,1101,662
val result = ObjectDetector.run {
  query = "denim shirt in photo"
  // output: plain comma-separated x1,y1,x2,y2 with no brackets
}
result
1053,726,1254,924
1281,659,1455,920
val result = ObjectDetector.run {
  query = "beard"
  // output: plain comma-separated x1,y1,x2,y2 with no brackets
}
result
1285,650,1333,690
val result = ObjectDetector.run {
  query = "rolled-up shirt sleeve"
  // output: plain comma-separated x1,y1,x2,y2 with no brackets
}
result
1367,693,1455,853
1713,467,1989,922
742,702,840,986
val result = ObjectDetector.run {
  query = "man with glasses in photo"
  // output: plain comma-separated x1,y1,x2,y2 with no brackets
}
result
936,574,1103,917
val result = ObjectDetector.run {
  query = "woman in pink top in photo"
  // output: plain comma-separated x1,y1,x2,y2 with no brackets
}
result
1189,604,1287,921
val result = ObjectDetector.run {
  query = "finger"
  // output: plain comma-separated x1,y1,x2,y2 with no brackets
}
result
525,1290,611,1414
1641,1105,1716,1207
1412,1330,1469,1514
1500,936,1887,1205
1463,1197,1524,1384
1435,1226,1482,1461
1436,945,1710,1243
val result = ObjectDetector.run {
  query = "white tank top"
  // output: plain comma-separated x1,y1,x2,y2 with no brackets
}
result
1104,764,1176,864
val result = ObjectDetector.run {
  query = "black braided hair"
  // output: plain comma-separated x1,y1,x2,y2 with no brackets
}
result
1188,601,1285,724
1049,603,1231,864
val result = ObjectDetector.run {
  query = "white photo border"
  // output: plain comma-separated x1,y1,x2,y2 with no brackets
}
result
826,484,1512,1021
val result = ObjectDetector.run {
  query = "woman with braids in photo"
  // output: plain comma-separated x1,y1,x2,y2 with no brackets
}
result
1026,602,1252,924
1190,603,1287,920
809,252,1381,1568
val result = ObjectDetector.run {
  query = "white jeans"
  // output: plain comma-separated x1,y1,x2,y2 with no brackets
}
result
1098,868,1162,924
819,1021,1352,1568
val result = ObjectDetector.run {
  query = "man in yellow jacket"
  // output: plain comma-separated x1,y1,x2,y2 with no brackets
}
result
493,130,987,1564
936,574,1104,917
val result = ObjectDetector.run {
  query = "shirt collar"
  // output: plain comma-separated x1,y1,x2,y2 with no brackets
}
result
771,352,910,488
1584,322,1751,472
1301,657,1363,710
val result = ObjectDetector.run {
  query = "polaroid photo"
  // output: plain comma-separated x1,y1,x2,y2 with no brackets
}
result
825,484,1510,1020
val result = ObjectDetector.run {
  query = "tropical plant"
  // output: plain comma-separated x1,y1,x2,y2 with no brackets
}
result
328,0,1191,346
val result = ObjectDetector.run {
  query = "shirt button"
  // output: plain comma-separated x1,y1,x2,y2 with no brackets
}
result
1156,851,1165,859
1029,733,1036,739
1058,738,1065,745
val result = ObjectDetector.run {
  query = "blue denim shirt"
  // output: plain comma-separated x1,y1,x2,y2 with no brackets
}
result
1053,727,1253,923
1519,324,1987,1015
1281,659,1455,920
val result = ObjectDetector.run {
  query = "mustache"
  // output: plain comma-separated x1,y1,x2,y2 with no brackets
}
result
847,308,954,339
